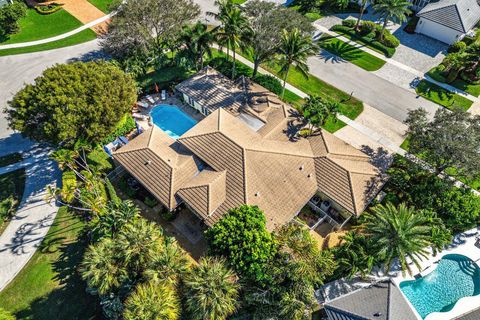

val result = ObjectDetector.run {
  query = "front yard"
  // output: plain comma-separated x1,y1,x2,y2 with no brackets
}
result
415,80,473,111
427,65,480,97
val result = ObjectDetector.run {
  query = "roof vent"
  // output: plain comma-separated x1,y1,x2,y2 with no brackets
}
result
307,173,312,178
144,160,151,166
255,192,260,197
373,312,382,317
299,165,304,171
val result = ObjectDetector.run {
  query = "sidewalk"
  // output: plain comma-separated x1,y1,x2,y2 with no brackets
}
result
0,145,60,292
314,24,480,105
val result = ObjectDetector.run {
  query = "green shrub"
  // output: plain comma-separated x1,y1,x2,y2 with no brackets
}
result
0,196,17,222
403,16,419,34
360,21,377,35
448,41,467,53
382,32,400,48
35,3,62,14
160,209,176,221
364,31,376,40
100,114,136,145
252,74,283,96
207,57,252,79
342,19,356,28
331,25,396,57
144,196,158,208
105,178,120,205
305,12,322,21
61,170,77,203
87,148,113,173
0,1,27,36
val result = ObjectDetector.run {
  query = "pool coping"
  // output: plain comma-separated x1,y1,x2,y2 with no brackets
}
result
390,227,480,320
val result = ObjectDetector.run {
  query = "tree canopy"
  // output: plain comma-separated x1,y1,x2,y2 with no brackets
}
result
404,108,480,178
205,205,277,283
301,95,339,133
0,0,26,38
7,61,137,146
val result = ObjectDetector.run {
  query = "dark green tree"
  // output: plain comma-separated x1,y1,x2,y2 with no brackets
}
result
0,1,26,38
243,0,313,76
404,108,480,178
301,95,339,134
373,0,411,41
179,22,214,70
7,62,137,146
205,205,277,283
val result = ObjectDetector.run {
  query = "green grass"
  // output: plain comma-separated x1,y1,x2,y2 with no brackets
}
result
331,27,396,58
415,80,473,111
427,65,480,97
231,0,247,3
87,0,114,13
0,9,83,45
0,153,22,167
400,136,410,150
0,207,101,319
138,65,195,90
0,29,97,56
318,36,386,72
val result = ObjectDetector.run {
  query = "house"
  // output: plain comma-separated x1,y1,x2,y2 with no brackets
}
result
113,67,386,231
415,0,480,44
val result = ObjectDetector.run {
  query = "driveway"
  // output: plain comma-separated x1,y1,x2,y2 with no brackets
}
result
0,39,102,139
308,51,440,122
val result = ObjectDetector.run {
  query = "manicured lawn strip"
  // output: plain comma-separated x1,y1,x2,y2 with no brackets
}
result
0,29,97,56
0,153,22,167
415,80,473,111
330,26,395,58
0,207,101,320
87,0,114,13
427,65,480,97
318,36,386,71
0,9,83,45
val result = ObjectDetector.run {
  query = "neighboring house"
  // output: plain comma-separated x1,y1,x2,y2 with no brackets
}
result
415,0,480,44
113,67,386,231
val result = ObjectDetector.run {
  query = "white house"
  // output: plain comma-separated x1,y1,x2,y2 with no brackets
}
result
415,0,480,45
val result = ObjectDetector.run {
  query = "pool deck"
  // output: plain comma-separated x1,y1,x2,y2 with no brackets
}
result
383,226,480,320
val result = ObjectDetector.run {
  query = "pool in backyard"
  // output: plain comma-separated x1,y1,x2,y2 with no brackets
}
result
400,254,480,319
150,105,197,139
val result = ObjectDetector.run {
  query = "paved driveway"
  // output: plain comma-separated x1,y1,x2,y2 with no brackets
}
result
0,40,102,139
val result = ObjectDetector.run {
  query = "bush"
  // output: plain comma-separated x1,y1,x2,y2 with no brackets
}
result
448,41,467,53
87,148,113,173
331,25,396,57
403,16,419,34
207,57,252,79
160,209,176,221
0,196,17,222
360,21,377,35
100,114,136,145
342,19,356,28
0,1,27,36
35,3,62,14
144,196,158,208
252,74,283,96
382,32,400,48
61,170,77,203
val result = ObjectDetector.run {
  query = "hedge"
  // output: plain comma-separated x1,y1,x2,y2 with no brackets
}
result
35,4,63,14
252,74,283,96
331,25,396,58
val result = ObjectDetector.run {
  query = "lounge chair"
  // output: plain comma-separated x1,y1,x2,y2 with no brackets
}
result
137,101,149,109
161,90,167,100
146,95,156,104
132,113,149,120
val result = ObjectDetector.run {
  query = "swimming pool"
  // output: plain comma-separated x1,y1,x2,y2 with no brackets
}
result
150,105,197,139
400,254,480,319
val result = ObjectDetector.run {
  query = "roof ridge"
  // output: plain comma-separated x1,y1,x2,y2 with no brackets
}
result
454,3,466,33
347,171,358,215
245,147,313,159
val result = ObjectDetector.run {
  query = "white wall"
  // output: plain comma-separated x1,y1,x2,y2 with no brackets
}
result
415,18,465,44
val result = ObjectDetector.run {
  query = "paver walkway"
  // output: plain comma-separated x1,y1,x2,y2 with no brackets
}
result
0,143,60,292
57,0,109,34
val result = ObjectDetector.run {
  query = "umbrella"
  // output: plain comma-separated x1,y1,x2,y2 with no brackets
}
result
154,83,159,93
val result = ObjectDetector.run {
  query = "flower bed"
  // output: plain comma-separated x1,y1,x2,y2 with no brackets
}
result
35,3,63,15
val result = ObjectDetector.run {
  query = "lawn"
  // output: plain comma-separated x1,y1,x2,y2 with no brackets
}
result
427,65,480,97
0,152,22,167
87,0,114,13
0,29,97,56
0,206,101,319
232,0,248,3
0,9,83,45
318,36,386,72
0,168,26,233
138,65,195,91
415,80,473,111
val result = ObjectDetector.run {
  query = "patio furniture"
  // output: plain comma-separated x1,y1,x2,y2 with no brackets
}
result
132,113,149,120
146,95,156,104
137,101,149,109
161,90,167,100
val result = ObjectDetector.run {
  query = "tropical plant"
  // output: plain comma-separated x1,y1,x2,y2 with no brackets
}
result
355,0,374,31
361,202,432,275
183,257,240,320
334,0,349,10
301,95,339,134
443,51,468,83
276,28,318,98
205,205,277,283
373,0,411,41
332,231,375,279
123,281,180,320
179,22,214,70
7,62,137,146
0,307,15,320
211,1,252,78
89,200,140,240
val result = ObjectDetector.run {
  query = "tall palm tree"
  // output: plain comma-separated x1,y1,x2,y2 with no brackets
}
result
211,2,252,79
90,200,140,240
355,0,375,31
373,0,411,41
302,95,340,134
183,257,240,320
123,281,180,320
334,231,375,279
180,22,214,70
276,28,318,99
362,202,432,276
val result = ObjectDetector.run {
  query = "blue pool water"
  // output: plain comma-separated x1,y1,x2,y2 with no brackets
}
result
150,105,197,139
400,254,480,319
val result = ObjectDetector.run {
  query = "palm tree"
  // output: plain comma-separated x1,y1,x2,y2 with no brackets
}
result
211,2,252,78
208,0,235,58
276,28,318,98
123,281,180,320
180,22,214,70
183,257,240,320
373,0,411,42
334,231,375,279
301,95,339,135
90,200,140,240
362,202,432,276
355,0,375,31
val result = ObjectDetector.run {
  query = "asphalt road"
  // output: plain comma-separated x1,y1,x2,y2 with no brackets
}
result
0,40,103,140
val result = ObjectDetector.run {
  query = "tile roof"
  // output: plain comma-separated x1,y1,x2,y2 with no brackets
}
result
417,0,480,32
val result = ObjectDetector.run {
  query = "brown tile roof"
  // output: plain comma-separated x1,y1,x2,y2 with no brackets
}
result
113,127,201,209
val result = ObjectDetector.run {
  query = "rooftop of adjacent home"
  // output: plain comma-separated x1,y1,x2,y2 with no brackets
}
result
417,0,480,32
113,67,387,230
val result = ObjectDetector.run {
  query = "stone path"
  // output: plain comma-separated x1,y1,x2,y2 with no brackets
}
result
0,141,60,292
57,0,109,34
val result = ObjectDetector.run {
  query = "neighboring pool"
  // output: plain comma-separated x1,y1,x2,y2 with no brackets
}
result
400,254,480,319
150,105,197,139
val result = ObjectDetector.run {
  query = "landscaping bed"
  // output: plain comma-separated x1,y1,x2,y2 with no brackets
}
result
415,80,473,111
318,35,386,71
0,207,101,319
0,169,26,234
427,65,480,97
